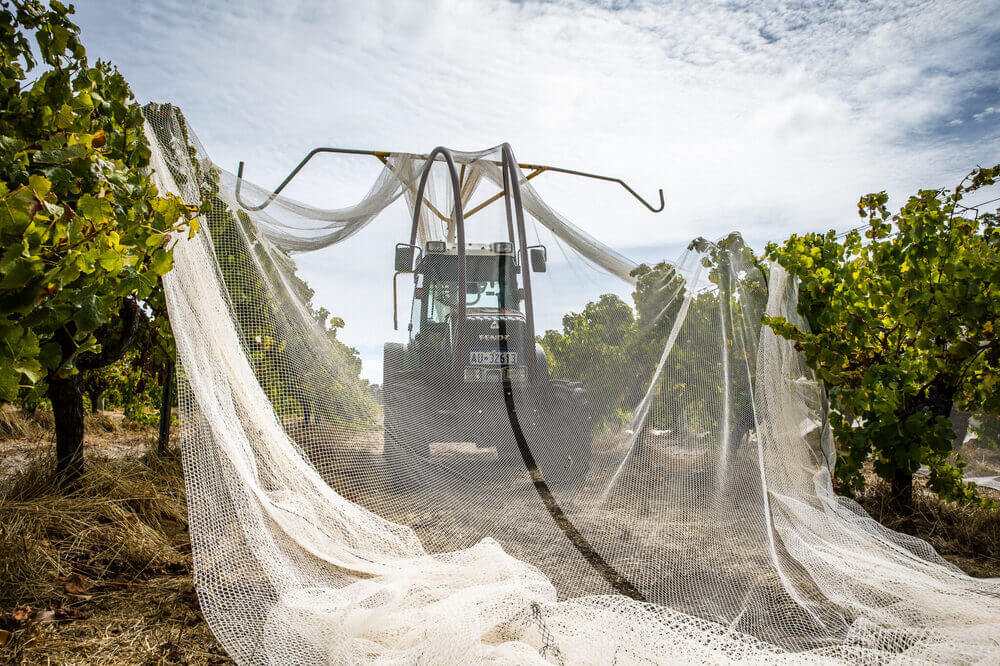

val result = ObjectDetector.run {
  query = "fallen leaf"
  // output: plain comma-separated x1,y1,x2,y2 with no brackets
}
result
60,572,89,595
52,607,92,622
10,608,33,624
182,584,200,611
104,574,134,590
11,606,92,626
65,607,91,621
33,610,57,624
0,629,11,647
159,641,184,661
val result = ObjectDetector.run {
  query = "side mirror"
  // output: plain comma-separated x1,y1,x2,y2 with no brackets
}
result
529,246,547,273
395,244,414,272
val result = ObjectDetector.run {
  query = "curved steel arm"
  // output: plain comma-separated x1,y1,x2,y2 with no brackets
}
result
235,147,392,211
408,147,468,369
517,163,665,213
234,146,664,213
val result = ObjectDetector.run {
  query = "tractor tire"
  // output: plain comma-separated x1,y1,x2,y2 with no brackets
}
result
382,344,430,490
536,379,593,486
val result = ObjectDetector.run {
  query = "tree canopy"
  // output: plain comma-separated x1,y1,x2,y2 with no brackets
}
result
0,0,193,479
765,166,1000,507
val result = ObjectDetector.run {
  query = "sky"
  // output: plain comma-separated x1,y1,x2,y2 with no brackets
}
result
74,0,1000,381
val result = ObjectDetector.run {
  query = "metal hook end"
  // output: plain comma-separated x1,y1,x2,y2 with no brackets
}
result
234,160,258,210
653,188,665,213
234,160,278,211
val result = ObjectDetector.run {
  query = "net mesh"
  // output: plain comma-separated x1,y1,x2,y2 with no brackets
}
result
143,104,1000,665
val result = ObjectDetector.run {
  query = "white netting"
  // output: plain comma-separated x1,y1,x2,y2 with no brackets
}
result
143,104,1000,665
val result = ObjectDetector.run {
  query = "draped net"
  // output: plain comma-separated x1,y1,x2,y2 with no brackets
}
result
142,104,1000,665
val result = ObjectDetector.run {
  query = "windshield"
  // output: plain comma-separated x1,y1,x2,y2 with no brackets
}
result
419,254,520,323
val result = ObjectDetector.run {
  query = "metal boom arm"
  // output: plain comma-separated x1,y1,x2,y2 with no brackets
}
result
234,146,665,214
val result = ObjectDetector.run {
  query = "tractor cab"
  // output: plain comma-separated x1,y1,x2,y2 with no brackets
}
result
409,241,520,330
394,240,545,383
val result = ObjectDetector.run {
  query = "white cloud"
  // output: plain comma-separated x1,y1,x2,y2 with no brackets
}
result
974,106,999,121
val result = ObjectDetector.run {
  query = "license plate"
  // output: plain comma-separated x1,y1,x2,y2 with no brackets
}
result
469,350,517,366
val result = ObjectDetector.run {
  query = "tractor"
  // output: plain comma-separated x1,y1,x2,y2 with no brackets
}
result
383,237,592,488
234,143,664,490
380,146,610,489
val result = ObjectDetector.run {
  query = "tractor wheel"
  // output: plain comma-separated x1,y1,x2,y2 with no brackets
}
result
536,379,593,485
382,344,430,490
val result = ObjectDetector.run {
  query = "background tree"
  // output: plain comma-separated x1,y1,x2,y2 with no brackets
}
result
540,293,638,425
765,166,1000,510
539,233,766,442
81,343,169,423
82,361,114,412
0,1,193,483
971,415,1000,452
669,234,766,440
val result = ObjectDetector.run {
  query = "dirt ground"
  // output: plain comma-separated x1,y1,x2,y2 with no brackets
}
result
0,409,146,482
2,409,999,664
302,421,1000,651
956,437,1000,480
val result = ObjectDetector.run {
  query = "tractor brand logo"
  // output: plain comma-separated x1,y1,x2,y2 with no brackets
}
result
479,334,508,341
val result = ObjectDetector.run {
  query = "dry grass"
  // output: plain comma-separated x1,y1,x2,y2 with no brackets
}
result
84,411,121,435
0,416,230,665
0,407,46,442
1,453,187,607
2,574,226,665
1,405,123,445
851,473,1000,577
1,409,151,483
